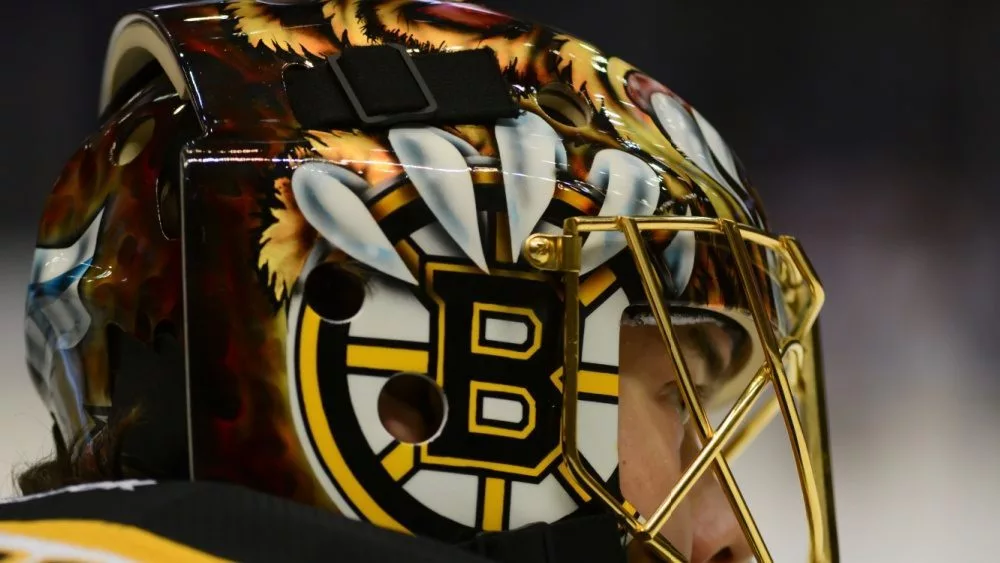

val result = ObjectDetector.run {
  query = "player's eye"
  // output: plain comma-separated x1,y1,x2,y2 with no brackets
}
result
655,381,709,426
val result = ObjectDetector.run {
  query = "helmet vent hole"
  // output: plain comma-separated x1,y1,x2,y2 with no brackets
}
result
304,263,367,324
114,117,155,166
536,83,593,128
378,373,448,445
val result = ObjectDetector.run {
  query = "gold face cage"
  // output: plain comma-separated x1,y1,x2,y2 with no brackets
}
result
523,215,838,563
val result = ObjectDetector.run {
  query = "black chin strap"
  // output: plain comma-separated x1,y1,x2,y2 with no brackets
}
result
460,514,627,563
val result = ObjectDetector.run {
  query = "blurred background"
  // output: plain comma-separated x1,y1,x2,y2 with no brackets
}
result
1,1,996,561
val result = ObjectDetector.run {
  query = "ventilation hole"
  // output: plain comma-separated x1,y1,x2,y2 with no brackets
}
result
157,179,181,240
536,82,593,128
114,117,156,166
304,263,366,324
378,373,448,444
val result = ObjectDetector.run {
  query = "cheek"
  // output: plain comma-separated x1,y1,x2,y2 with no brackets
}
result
617,376,687,516
618,380,695,554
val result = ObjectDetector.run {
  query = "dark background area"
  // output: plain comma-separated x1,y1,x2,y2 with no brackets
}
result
2,1,997,560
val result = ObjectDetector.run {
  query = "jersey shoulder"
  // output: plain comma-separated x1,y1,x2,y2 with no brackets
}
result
0,480,490,563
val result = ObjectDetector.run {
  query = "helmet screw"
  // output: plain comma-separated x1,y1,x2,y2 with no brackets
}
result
525,235,553,265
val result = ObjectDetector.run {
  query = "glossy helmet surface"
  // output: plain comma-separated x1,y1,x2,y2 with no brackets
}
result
24,1,836,560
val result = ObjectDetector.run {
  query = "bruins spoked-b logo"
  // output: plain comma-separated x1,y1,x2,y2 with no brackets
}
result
294,257,594,540
277,118,694,539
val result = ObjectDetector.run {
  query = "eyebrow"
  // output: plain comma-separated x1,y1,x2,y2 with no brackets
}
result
686,323,727,383
688,323,743,392
622,305,747,388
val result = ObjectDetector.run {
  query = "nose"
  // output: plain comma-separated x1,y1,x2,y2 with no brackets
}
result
688,475,754,563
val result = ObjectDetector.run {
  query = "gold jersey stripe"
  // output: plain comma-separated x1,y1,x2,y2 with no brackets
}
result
0,520,229,562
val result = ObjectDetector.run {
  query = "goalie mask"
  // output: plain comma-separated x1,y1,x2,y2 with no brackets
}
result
24,1,838,561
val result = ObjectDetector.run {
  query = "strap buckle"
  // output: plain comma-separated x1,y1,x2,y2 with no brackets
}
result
326,44,439,126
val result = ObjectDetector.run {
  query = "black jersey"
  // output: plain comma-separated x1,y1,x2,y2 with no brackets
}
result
0,480,626,563
0,479,492,562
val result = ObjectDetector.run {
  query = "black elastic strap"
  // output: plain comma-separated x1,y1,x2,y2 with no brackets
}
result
460,514,627,563
285,44,519,129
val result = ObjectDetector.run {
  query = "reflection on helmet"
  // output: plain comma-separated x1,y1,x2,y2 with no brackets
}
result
24,1,836,561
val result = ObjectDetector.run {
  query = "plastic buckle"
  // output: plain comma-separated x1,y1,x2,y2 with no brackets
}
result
327,44,439,126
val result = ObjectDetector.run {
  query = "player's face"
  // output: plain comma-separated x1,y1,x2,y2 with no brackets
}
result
618,319,754,563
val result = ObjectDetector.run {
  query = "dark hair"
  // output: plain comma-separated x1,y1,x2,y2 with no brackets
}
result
15,406,144,496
